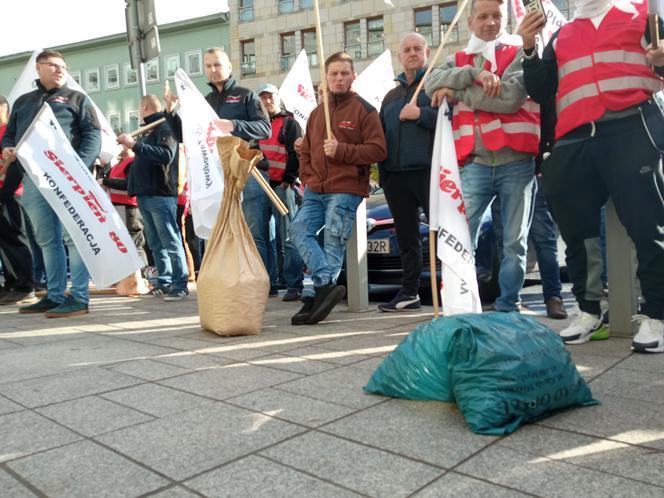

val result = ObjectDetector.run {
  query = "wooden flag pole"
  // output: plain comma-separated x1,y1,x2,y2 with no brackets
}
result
429,232,440,318
313,0,332,139
408,0,471,106
128,117,166,138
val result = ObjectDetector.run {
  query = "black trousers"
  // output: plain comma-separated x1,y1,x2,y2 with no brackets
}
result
0,198,34,291
542,113,664,318
382,169,430,295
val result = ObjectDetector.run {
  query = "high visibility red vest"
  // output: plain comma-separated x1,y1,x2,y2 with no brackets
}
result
554,3,663,139
108,157,137,206
453,45,540,165
259,116,288,183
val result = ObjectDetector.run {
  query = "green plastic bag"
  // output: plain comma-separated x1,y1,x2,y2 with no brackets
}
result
449,313,598,435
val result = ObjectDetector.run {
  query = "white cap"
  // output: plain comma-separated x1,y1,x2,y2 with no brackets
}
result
257,83,279,95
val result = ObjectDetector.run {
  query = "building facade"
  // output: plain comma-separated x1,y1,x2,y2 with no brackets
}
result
0,13,230,134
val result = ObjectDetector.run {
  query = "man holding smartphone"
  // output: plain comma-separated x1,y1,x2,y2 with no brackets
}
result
519,2,664,352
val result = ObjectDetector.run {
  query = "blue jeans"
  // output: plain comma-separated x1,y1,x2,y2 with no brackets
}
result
270,185,304,292
21,177,90,304
289,187,362,289
461,159,536,311
529,176,562,300
137,196,188,291
242,171,272,277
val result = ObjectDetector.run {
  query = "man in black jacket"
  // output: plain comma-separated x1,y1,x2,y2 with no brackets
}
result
165,48,272,288
2,50,101,318
378,33,438,312
117,95,188,300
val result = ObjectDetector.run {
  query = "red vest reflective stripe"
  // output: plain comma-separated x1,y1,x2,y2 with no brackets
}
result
259,116,288,183
554,3,663,139
453,45,540,165
108,157,137,206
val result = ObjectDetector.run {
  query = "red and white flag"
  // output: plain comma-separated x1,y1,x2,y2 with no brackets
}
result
278,49,317,131
354,49,396,113
15,104,142,289
428,101,481,315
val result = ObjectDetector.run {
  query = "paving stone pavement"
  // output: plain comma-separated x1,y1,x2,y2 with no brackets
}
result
0,285,662,498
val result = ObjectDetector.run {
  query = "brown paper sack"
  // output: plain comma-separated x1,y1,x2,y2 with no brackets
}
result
116,270,150,296
197,136,268,335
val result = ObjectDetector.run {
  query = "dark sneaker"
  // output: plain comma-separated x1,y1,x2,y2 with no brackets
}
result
291,296,315,325
283,289,302,302
164,289,189,301
306,284,346,325
545,296,568,319
378,289,421,312
0,290,38,306
147,287,168,297
44,297,89,319
19,296,60,314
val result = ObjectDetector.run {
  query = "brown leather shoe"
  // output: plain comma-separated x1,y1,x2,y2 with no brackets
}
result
545,296,568,319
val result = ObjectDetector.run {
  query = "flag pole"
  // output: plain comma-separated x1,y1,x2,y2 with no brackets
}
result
429,232,440,318
409,0,471,106
313,0,332,139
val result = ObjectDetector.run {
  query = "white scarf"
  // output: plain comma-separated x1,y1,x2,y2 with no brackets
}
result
573,0,643,19
463,32,524,72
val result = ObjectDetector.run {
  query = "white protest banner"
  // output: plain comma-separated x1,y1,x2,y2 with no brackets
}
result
428,102,481,315
511,0,567,54
7,49,121,163
354,49,396,112
174,68,225,239
15,104,143,289
278,49,317,131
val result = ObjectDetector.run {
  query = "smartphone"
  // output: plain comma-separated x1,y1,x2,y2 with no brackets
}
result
523,0,547,22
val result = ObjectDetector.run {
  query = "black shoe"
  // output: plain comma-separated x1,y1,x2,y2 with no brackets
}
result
306,284,346,325
283,289,302,302
0,290,38,306
291,296,315,325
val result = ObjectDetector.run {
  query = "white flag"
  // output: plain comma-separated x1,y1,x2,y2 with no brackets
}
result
278,49,317,131
511,0,567,54
428,102,481,315
15,104,142,289
354,50,396,113
174,68,225,239
7,49,121,163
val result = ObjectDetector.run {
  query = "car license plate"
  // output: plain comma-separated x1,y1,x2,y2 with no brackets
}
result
368,239,390,254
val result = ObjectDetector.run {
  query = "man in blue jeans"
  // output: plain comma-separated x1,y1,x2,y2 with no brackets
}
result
117,95,188,300
289,52,387,325
2,50,101,318
425,0,539,312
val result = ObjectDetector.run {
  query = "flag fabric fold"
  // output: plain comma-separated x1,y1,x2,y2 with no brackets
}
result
354,49,396,112
15,104,143,289
278,49,317,131
174,68,226,239
428,101,482,315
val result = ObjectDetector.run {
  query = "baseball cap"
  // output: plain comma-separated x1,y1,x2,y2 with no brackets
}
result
257,83,279,95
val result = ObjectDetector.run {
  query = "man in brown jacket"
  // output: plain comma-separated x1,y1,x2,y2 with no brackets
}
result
289,52,387,325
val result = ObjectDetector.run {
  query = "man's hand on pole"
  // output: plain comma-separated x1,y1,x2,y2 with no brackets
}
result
323,135,338,157
117,133,137,149
399,102,421,121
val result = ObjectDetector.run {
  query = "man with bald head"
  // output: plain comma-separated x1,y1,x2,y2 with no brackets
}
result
377,33,439,312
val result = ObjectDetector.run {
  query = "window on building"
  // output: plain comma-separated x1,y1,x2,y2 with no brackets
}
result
165,54,180,79
146,59,159,83
108,112,121,135
241,39,256,76
127,109,139,131
239,0,254,22
185,50,202,75
280,32,296,71
300,0,313,9
279,0,295,14
105,65,119,89
551,0,569,18
367,17,384,57
124,63,137,86
344,21,361,59
85,68,100,93
440,2,459,44
70,70,81,86
302,28,318,66
414,8,433,47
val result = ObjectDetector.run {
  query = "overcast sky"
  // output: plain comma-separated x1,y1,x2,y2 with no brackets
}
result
2,0,226,57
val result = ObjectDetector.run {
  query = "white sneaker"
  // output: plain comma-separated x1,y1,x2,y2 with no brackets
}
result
631,315,664,353
560,311,609,345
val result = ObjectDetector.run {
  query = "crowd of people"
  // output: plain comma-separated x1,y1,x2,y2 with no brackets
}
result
1,0,663,353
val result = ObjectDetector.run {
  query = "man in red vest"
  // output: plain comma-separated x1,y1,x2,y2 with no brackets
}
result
425,0,540,313
520,1,664,352
257,83,305,302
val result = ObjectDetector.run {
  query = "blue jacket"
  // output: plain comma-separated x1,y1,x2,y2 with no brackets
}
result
128,112,179,197
378,68,438,175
